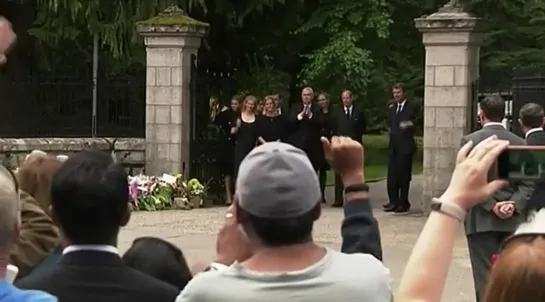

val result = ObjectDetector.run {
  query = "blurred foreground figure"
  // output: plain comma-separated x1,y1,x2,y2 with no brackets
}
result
484,208,545,302
177,139,390,302
0,16,16,65
0,166,56,301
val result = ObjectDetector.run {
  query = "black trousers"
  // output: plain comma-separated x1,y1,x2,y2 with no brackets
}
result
318,166,328,202
334,174,343,204
386,151,414,206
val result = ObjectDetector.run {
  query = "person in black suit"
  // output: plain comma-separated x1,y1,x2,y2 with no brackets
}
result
214,96,241,205
273,94,289,116
285,87,322,171
16,149,179,302
384,83,418,213
316,92,335,204
519,102,545,216
333,90,366,207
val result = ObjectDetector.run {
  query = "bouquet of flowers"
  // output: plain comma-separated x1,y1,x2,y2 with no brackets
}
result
128,173,208,211
187,178,205,197
128,175,174,211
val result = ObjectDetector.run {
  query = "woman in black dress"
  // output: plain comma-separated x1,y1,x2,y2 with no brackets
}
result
214,96,241,205
232,95,259,177
316,92,335,203
257,96,286,144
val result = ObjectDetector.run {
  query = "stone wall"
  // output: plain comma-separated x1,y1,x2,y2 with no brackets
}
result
0,138,145,174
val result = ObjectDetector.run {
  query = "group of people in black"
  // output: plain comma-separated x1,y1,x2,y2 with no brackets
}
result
212,87,365,207
212,83,418,213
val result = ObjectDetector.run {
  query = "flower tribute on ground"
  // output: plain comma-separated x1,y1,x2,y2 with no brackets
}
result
128,174,207,211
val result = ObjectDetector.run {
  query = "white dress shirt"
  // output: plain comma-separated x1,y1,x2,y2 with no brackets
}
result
297,104,313,120
482,121,506,129
525,127,543,138
396,100,406,114
345,105,353,117
63,244,119,255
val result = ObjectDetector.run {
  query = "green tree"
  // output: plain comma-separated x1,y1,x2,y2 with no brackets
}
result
296,0,392,96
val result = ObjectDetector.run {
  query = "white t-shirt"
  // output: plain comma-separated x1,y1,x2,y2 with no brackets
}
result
176,247,392,302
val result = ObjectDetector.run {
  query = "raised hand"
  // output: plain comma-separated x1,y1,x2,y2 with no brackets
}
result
440,136,509,210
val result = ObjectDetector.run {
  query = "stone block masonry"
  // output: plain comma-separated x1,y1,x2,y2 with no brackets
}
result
137,5,208,176
415,5,484,212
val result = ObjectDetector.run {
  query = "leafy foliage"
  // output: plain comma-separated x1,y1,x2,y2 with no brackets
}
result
8,0,545,134
297,0,391,96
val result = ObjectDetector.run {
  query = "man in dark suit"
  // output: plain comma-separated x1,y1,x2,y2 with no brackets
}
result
17,150,179,302
462,95,532,301
333,90,366,207
273,94,289,116
384,83,418,213
519,102,545,216
286,87,322,171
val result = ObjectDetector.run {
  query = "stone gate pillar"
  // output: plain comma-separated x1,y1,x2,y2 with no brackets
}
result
137,6,208,175
414,1,484,211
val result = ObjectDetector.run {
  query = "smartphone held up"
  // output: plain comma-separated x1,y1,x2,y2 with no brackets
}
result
497,146,545,181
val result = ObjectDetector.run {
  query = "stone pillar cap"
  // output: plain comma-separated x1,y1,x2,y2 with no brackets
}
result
136,5,209,36
415,0,485,32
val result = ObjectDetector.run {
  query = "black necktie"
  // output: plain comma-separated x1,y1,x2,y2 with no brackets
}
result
345,108,350,119
396,104,402,115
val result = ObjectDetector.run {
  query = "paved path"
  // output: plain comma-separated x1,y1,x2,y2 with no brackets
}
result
119,175,476,302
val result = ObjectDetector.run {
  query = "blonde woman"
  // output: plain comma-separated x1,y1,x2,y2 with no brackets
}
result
257,96,285,144
232,96,259,177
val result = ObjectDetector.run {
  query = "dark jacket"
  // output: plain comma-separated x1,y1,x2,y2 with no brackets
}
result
285,102,322,169
10,191,60,279
525,129,545,216
335,105,366,143
16,250,179,302
388,100,418,154
341,198,382,261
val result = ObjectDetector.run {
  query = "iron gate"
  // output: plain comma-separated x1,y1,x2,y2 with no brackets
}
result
189,54,236,203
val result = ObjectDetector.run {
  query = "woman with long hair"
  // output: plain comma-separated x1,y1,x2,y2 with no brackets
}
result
257,95,286,144
316,92,335,203
232,95,259,177
214,96,241,205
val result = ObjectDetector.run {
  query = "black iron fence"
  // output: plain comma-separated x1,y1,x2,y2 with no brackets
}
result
0,69,145,138
189,54,237,202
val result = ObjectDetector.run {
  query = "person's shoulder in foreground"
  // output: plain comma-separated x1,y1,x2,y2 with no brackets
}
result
0,281,57,302
16,253,180,301
176,247,391,302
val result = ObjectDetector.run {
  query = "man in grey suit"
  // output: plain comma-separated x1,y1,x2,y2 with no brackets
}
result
462,95,533,302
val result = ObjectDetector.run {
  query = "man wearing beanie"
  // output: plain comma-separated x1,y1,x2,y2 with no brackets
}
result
177,138,391,302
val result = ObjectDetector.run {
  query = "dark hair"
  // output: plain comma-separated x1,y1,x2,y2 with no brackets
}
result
392,83,406,92
484,235,545,302
123,237,192,290
51,149,128,244
237,205,320,247
231,95,243,103
480,95,505,122
519,103,544,129
318,92,330,101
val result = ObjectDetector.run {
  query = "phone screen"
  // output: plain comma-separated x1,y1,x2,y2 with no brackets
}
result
498,146,545,180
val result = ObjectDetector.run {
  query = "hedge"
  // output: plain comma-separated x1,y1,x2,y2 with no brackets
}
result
363,134,423,166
